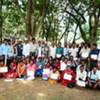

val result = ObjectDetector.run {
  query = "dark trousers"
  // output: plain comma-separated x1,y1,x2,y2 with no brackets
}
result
90,60,97,71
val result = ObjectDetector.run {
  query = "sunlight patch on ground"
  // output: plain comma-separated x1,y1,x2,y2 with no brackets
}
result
37,93,45,97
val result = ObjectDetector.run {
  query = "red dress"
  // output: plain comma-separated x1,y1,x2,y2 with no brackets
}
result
61,70,76,86
53,63,60,69
5,64,18,79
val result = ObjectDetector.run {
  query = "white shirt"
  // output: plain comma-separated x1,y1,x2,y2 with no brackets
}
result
49,46,56,59
38,46,42,57
23,43,30,57
70,48,78,58
98,52,100,61
88,70,100,81
60,62,67,71
80,47,90,58
76,70,87,81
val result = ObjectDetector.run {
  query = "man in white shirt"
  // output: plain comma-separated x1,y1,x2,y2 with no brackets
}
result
60,58,68,73
80,43,90,65
49,42,56,59
76,65,87,82
23,38,30,57
70,43,78,60
30,38,38,57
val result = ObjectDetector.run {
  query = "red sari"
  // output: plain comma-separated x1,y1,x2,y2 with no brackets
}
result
53,63,60,69
5,64,18,79
61,70,76,86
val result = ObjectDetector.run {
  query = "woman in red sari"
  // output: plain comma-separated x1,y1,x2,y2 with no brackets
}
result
61,65,76,86
5,61,18,78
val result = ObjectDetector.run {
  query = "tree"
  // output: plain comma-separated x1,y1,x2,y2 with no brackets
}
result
13,0,50,39
65,0,100,46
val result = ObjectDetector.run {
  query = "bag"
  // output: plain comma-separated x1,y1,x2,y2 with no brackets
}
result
67,82,75,88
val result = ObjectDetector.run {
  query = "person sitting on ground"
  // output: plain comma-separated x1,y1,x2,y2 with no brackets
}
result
31,56,36,64
61,65,76,86
26,59,36,79
6,61,18,78
87,66,100,89
68,56,77,73
53,58,60,70
36,57,44,77
42,62,51,81
0,59,7,78
60,56,65,63
48,56,54,67
60,58,68,74
76,65,87,86
17,60,26,78
49,66,60,84
76,60,87,72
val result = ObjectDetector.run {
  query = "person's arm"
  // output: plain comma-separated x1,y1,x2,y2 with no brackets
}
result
20,67,25,75
93,80,100,89
17,65,21,78
76,72,79,81
83,72,87,82
87,72,92,87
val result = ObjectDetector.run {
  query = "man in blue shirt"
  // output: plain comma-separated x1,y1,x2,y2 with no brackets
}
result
0,39,10,63
90,44,100,71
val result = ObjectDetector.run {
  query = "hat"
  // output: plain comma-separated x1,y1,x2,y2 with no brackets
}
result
18,38,22,41
12,38,15,41
25,38,28,41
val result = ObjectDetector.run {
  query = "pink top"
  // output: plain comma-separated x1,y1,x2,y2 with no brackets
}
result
27,64,36,72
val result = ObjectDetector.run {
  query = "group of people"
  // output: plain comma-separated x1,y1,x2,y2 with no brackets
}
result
0,37,100,90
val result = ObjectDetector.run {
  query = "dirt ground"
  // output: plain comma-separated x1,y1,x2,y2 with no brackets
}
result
0,78,100,100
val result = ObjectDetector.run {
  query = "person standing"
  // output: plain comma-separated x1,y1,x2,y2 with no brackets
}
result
30,38,38,57
56,42,63,60
63,42,69,59
80,43,90,65
23,38,30,58
90,44,99,71
37,41,42,58
70,43,78,60
49,42,56,60
0,39,10,64
17,39,23,61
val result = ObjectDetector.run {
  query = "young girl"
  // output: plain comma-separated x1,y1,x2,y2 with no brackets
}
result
42,62,51,81
17,60,26,78
49,66,60,84
26,60,36,79
5,61,18,78
36,57,44,77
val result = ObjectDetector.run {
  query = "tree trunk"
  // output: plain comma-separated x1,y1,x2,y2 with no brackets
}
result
26,0,32,39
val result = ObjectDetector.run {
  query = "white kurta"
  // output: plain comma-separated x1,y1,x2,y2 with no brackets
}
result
23,43,30,57
49,46,56,59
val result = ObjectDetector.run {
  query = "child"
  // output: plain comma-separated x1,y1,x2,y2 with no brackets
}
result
49,66,60,84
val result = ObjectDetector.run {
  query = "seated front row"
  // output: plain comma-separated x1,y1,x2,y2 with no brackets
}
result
0,59,100,90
